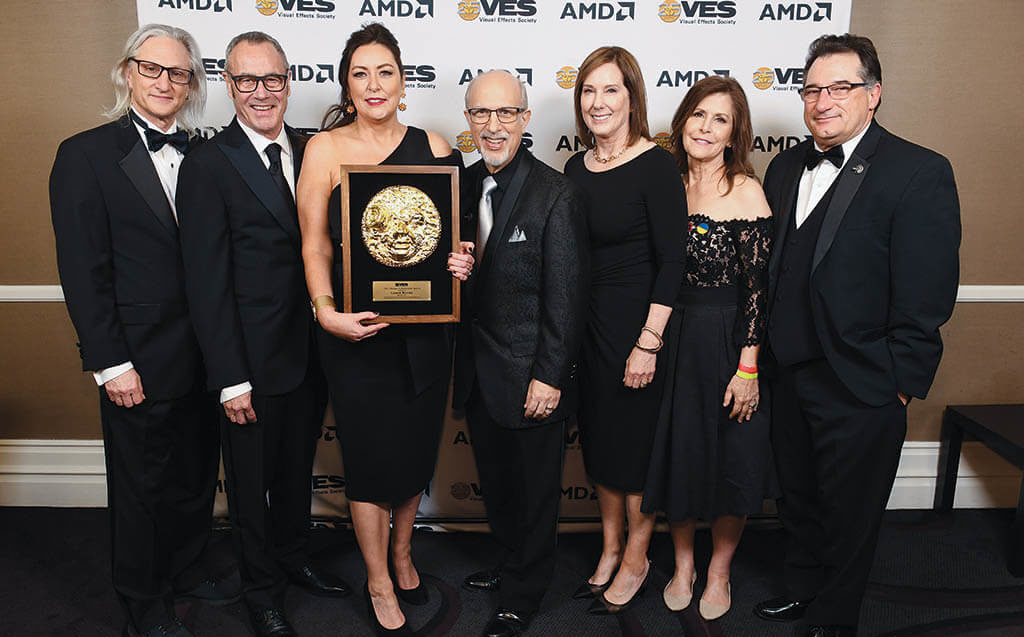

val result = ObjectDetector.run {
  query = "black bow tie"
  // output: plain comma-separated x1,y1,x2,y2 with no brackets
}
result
804,144,844,170
129,110,189,154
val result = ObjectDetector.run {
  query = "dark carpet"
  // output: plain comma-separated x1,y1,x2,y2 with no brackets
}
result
1,508,1022,637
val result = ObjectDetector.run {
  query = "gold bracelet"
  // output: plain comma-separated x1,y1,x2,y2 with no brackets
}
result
635,326,664,353
312,295,336,310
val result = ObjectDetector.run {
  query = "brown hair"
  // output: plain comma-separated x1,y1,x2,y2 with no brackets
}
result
669,75,755,195
573,46,650,149
321,23,403,131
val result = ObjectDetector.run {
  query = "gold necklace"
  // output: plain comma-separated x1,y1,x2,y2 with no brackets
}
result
593,145,628,164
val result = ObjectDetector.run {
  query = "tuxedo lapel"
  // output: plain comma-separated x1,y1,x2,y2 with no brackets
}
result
812,122,881,272
480,149,532,279
115,117,177,235
767,145,806,278
216,118,301,244
286,125,307,185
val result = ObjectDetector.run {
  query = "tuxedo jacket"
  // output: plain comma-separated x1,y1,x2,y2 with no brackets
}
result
453,149,590,428
49,115,204,401
762,121,961,406
176,118,313,396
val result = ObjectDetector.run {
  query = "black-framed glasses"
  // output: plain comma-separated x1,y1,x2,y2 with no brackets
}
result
798,82,869,102
227,73,289,93
129,58,194,85
467,107,526,124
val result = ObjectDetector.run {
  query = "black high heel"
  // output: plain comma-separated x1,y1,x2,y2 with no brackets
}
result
363,582,413,636
389,560,429,606
587,560,652,615
572,579,611,600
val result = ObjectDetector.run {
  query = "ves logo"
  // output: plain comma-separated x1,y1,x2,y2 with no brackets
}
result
458,0,537,22
752,66,803,91
555,66,578,89
658,0,736,23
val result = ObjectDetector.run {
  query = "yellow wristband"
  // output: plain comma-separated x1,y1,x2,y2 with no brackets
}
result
735,370,758,380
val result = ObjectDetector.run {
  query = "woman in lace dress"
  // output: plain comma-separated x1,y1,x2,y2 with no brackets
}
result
642,76,774,621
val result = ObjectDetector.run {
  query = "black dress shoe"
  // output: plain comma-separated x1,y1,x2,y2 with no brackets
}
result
364,582,413,635
124,618,195,637
483,609,526,637
286,563,352,597
572,579,611,600
175,572,242,605
754,596,815,622
807,625,856,637
248,608,296,637
587,560,651,615
463,568,502,592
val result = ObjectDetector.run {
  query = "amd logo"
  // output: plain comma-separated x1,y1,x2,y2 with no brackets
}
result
158,0,232,10
759,2,832,21
358,0,433,17
458,67,533,86
559,2,634,20
656,69,730,87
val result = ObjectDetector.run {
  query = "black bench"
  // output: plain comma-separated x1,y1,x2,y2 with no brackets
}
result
934,404,1024,576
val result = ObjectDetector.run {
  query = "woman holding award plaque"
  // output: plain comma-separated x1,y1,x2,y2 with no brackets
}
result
296,23,471,636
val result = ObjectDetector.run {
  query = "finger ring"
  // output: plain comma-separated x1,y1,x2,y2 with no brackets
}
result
751,402,758,409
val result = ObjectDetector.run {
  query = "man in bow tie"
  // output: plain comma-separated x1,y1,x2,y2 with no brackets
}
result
453,70,589,637
49,24,229,637
176,31,348,637
755,34,961,637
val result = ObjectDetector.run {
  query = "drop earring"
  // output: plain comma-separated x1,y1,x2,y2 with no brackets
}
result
398,91,407,112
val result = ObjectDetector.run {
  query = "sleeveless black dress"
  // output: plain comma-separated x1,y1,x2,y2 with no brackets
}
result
564,146,686,492
319,127,462,503
642,214,778,520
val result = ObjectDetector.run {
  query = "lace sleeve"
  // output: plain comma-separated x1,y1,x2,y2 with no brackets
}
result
732,217,772,346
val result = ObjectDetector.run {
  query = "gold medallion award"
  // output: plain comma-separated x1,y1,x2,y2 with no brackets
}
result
361,185,441,268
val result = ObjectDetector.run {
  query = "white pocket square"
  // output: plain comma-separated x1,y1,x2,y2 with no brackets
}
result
508,226,527,242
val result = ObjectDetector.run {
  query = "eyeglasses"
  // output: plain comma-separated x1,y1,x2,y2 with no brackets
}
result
129,58,194,85
227,73,289,93
798,82,869,102
466,107,526,124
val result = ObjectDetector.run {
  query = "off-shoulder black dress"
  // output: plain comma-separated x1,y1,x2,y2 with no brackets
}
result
642,213,777,519
319,127,461,503
564,146,686,492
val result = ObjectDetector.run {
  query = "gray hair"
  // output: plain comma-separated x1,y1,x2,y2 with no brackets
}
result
105,24,207,132
463,70,529,110
225,31,289,73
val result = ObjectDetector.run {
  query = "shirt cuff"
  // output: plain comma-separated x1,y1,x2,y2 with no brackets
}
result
93,362,134,386
220,381,253,404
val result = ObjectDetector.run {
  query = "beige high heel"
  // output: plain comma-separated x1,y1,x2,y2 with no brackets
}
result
699,582,731,620
662,570,697,611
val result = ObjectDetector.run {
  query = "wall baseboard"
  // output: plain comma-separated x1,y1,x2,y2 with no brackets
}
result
2,285,1023,303
0,439,1019,510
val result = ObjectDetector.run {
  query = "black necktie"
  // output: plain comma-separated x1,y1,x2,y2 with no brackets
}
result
265,143,295,207
804,144,844,170
129,110,189,154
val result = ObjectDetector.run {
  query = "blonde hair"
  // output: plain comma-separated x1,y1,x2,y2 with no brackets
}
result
105,24,207,132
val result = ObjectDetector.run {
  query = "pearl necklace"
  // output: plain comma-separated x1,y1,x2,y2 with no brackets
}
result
593,145,628,164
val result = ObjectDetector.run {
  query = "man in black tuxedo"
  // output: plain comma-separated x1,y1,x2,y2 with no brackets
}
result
49,25,228,637
454,70,589,637
754,35,961,637
176,31,348,637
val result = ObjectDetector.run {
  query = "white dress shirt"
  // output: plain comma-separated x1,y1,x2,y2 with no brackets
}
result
92,109,186,387
794,123,870,228
218,122,296,404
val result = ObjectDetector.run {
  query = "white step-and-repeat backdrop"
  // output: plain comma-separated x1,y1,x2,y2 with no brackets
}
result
136,0,851,526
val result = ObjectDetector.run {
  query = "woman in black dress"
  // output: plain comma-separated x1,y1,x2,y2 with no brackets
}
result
642,76,773,621
296,24,472,636
563,47,685,613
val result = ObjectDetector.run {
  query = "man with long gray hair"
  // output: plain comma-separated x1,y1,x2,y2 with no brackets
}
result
49,24,231,637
